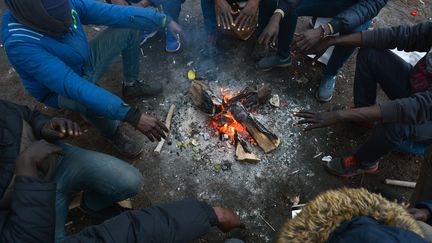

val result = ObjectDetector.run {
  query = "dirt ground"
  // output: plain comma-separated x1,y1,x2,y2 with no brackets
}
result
0,0,431,242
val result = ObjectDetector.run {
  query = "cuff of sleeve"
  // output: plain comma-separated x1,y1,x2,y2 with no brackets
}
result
416,201,432,225
14,176,56,191
328,19,342,34
123,107,141,128
199,202,219,227
162,15,172,28
379,101,398,123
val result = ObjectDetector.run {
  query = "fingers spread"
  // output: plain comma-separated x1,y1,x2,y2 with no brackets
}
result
157,120,169,133
145,132,155,142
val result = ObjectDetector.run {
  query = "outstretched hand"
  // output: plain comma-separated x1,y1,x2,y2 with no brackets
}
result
234,0,258,31
258,13,281,47
137,114,169,142
215,0,234,30
41,117,81,140
213,206,245,232
294,110,340,131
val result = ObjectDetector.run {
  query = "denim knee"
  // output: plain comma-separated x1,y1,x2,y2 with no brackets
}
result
380,123,409,145
119,167,144,197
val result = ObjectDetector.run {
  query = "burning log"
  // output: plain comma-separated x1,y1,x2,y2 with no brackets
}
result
190,80,222,114
235,132,260,163
189,81,280,154
230,103,280,153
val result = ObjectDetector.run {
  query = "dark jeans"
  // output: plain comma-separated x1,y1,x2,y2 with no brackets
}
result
201,0,243,35
353,48,432,166
259,0,370,76
58,28,141,138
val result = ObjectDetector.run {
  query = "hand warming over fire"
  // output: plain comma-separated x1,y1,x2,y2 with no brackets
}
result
234,0,259,31
215,0,234,30
294,110,340,131
137,114,169,142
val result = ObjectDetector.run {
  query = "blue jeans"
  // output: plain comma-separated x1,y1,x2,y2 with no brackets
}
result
58,28,141,138
259,0,370,76
53,143,143,242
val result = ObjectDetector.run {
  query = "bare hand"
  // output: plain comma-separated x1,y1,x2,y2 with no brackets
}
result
41,117,81,139
215,0,234,30
294,110,340,131
213,206,245,232
292,28,323,53
258,14,281,46
111,0,129,5
234,1,258,31
15,140,63,178
137,114,169,142
167,20,183,40
307,37,333,65
407,208,431,222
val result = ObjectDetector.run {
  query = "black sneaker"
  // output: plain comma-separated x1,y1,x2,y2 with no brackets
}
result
122,80,163,99
256,54,292,71
110,129,143,158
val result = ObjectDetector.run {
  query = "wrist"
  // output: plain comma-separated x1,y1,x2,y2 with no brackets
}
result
271,13,282,24
124,107,142,128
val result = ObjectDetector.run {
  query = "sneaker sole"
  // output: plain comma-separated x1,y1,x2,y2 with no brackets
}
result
165,42,181,53
325,164,379,178
315,91,333,103
256,62,292,72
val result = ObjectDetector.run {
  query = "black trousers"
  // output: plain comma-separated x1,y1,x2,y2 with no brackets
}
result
353,48,432,166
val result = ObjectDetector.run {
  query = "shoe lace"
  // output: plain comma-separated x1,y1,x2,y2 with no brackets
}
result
343,156,359,168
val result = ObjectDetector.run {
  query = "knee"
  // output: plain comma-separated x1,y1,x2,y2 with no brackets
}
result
380,123,408,143
119,167,144,196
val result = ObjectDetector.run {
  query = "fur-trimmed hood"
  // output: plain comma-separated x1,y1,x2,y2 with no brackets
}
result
277,188,424,243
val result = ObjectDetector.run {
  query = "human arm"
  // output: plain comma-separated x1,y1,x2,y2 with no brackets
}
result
66,199,244,242
408,201,432,225
295,91,432,131
73,0,169,31
329,0,387,34
304,22,432,62
0,141,60,242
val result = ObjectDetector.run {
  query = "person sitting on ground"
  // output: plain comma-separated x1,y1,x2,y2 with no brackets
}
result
107,0,184,52
0,99,144,242
0,130,244,242
294,21,432,177
1,0,183,157
201,0,259,55
277,187,428,242
257,0,387,102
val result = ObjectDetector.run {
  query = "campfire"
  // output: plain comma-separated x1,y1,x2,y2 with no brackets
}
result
190,80,281,163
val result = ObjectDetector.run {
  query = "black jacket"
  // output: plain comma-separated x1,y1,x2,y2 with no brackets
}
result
277,0,387,33
0,100,50,199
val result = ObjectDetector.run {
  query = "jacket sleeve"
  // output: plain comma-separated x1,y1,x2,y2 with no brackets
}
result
72,0,168,30
329,0,387,34
362,21,432,52
276,0,300,15
0,176,56,243
66,198,218,242
2,100,51,139
6,43,131,121
379,91,432,124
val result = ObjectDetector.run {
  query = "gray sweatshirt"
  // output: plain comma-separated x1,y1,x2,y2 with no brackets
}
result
361,21,432,124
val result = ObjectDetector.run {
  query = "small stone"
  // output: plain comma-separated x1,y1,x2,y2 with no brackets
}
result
322,155,333,162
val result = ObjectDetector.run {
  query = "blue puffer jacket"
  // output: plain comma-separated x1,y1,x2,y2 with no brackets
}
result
1,0,167,121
